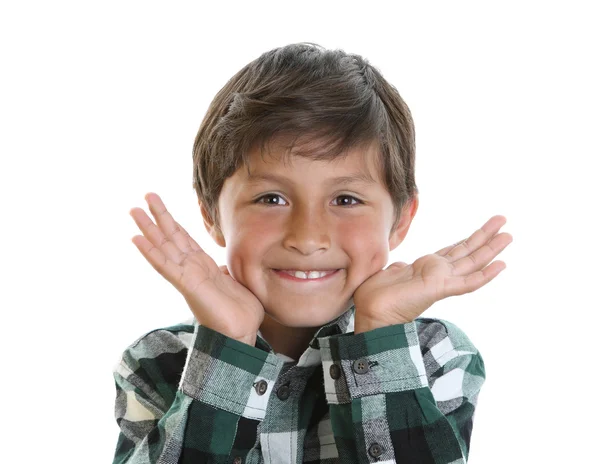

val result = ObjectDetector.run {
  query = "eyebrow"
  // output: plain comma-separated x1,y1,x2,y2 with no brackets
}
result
245,172,376,186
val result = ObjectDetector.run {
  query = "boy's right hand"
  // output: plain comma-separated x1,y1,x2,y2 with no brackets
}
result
129,192,264,346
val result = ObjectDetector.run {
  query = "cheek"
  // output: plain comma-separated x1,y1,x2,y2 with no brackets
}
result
340,219,389,273
225,216,276,276
227,212,280,249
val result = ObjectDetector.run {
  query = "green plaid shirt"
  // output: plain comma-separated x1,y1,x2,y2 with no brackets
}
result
112,305,485,463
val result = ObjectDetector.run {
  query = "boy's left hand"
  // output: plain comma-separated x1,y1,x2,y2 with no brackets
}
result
353,215,513,334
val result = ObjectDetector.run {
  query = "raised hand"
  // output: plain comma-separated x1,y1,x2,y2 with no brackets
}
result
129,192,264,345
353,215,513,333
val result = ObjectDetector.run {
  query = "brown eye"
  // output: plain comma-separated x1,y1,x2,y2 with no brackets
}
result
256,194,285,206
334,195,361,206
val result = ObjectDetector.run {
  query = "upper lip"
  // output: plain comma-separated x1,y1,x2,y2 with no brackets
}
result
274,268,340,272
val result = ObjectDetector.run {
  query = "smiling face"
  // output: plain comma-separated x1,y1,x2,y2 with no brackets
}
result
200,139,418,329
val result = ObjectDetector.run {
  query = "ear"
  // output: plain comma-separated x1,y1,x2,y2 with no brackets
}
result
388,195,419,251
200,201,226,247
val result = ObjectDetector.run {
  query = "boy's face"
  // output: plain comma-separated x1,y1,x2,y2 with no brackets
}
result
201,139,418,328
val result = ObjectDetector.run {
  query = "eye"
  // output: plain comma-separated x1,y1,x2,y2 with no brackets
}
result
255,194,287,206
333,195,363,207
254,194,363,207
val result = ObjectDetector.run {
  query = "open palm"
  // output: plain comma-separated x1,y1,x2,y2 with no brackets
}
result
129,193,264,343
354,215,513,328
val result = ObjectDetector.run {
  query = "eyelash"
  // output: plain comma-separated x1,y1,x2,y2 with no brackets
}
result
254,194,364,207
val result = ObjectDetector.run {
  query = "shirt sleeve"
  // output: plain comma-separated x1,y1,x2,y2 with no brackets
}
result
112,321,283,464
317,318,485,464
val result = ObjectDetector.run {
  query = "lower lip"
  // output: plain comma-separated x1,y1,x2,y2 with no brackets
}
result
272,269,341,283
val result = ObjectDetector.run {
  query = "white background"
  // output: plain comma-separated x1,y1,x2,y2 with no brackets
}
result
1,1,598,462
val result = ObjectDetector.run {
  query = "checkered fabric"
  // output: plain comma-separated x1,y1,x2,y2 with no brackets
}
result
112,305,485,463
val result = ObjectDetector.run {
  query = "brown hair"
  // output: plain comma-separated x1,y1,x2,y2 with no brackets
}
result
192,42,418,236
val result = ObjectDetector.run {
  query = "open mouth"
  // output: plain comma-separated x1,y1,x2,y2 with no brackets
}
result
272,269,341,282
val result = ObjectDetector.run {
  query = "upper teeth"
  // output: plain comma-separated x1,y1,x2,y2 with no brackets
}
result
283,270,332,279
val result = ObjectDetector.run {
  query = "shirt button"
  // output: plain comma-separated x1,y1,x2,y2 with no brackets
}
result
368,442,383,458
276,384,290,400
353,358,369,374
255,380,268,396
329,364,341,379
233,457,242,464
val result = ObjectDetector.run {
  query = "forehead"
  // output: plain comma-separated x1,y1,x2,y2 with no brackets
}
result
240,137,384,185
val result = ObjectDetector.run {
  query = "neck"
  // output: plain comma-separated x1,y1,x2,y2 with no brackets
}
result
258,314,318,361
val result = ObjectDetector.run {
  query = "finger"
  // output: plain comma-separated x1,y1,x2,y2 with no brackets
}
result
444,260,507,297
436,239,467,257
129,205,188,265
131,234,184,286
451,232,513,276
444,215,508,263
174,220,202,253
145,193,199,257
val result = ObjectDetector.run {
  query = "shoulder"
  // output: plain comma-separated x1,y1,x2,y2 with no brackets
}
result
115,317,196,383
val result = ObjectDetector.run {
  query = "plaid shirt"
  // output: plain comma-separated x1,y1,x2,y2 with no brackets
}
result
112,305,485,463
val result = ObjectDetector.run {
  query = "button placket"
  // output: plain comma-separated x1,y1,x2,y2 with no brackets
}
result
276,382,290,400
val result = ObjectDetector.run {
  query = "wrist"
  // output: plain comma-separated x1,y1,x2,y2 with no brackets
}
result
235,333,257,346
354,313,412,334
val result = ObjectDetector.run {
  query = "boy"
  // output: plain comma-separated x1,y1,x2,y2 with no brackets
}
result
113,43,512,463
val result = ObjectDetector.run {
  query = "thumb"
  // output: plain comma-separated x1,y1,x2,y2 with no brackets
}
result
386,261,408,270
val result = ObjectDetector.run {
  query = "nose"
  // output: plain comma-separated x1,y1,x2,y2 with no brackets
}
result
282,204,331,255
